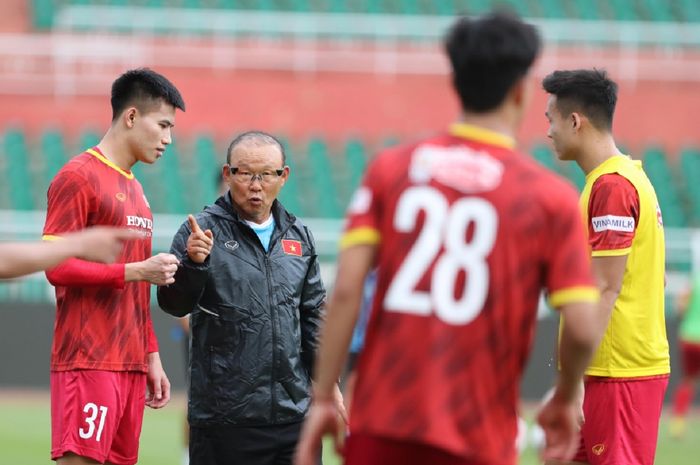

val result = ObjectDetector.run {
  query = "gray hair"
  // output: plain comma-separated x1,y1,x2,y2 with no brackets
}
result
226,131,286,165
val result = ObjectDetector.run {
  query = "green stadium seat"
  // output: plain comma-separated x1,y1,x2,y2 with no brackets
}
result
31,0,55,29
192,134,222,209
40,130,68,191
640,0,675,22
536,0,568,19
643,147,687,227
78,130,100,152
3,129,35,210
608,0,641,21
306,138,342,218
680,0,700,22
680,147,700,225
530,144,558,172
277,137,305,216
344,138,368,193
159,141,188,213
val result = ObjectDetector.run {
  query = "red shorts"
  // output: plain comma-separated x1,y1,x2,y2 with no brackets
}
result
679,340,700,377
51,370,146,465
572,375,668,465
344,433,493,465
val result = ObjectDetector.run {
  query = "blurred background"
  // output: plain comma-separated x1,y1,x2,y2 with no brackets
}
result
0,0,699,463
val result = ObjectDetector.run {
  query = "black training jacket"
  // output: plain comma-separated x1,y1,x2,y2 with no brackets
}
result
157,194,325,427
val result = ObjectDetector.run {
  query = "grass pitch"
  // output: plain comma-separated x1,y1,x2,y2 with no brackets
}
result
1,391,697,464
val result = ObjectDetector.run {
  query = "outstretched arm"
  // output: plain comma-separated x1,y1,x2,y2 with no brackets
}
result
0,227,138,279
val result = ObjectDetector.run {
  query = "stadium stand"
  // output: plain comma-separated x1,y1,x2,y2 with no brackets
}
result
3,129,35,211
680,147,700,226
4,127,698,226
32,0,700,29
643,146,687,227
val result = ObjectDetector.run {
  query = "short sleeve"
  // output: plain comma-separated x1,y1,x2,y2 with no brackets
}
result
545,183,599,308
339,156,384,249
43,170,94,237
587,173,639,257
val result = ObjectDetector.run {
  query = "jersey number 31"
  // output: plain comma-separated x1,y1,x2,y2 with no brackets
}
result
384,186,497,325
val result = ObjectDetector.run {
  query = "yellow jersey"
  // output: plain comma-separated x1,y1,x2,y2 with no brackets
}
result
580,155,669,377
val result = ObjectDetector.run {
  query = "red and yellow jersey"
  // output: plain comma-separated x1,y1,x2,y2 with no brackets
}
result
580,155,669,377
43,148,154,372
342,123,598,465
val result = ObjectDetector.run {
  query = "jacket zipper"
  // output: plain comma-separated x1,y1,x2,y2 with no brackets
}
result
266,254,277,422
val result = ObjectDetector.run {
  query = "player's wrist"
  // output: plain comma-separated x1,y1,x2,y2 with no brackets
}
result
124,262,144,282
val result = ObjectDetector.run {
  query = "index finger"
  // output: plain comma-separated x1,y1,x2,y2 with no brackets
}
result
188,214,202,233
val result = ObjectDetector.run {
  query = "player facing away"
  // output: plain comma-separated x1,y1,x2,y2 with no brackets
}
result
43,68,185,465
295,12,604,465
543,69,669,465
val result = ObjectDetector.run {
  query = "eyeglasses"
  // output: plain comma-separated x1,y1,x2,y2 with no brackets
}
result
229,166,284,185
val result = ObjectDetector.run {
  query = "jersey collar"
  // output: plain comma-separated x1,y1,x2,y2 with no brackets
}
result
449,123,516,150
585,154,630,182
86,148,135,180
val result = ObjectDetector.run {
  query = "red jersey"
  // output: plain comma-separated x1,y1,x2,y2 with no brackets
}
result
341,124,598,465
43,148,155,372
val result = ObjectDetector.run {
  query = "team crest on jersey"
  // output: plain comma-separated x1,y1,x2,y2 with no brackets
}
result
409,144,503,193
591,444,605,456
115,192,126,202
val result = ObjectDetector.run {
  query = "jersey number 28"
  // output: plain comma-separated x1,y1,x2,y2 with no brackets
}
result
384,186,497,325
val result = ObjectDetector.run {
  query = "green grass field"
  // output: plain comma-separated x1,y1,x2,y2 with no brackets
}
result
1,392,698,464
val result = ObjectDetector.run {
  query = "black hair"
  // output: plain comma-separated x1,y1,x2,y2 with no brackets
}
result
542,69,618,131
111,68,185,121
226,131,286,166
444,11,540,113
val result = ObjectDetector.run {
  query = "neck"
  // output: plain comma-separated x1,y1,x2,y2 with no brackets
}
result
459,108,517,141
575,132,622,175
97,128,136,171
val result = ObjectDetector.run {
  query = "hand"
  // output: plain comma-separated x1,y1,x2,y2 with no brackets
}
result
186,215,214,264
333,383,349,426
129,253,180,285
536,388,581,463
294,400,343,465
68,227,141,263
146,352,171,409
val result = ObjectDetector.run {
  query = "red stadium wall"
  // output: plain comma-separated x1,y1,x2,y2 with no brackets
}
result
0,68,697,155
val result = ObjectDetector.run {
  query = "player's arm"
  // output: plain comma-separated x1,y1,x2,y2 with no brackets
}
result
555,301,601,400
157,215,213,318
538,179,604,462
46,252,179,288
0,227,136,279
586,173,638,333
592,255,627,332
295,243,376,465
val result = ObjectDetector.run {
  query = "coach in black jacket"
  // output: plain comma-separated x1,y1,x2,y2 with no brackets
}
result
158,131,342,465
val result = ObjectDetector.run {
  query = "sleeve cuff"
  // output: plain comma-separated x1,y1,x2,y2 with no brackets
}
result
591,247,631,257
339,227,381,250
548,286,600,308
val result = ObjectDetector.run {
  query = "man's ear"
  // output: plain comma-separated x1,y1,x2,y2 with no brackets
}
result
124,107,137,128
570,112,583,132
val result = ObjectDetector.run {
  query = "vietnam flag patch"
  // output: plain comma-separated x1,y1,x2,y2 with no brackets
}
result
281,239,302,256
